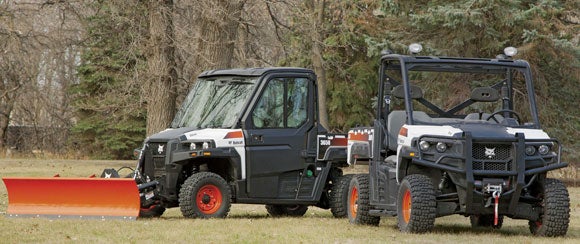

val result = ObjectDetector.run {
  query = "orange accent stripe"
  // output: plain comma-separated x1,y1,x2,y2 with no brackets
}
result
224,130,243,139
3,177,139,218
332,137,348,146
348,132,369,141
399,127,408,137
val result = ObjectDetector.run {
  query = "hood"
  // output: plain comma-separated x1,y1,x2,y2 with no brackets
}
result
403,122,551,143
451,123,512,138
452,123,550,140
146,127,195,142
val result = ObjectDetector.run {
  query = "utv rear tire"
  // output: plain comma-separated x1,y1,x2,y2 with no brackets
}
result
347,174,380,226
330,174,354,218
265,205,308,217
470,215,503,229
528,178,569,237
179,172,231,219
397,174,436,233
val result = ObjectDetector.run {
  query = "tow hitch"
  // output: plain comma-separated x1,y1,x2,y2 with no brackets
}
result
484,182,503,226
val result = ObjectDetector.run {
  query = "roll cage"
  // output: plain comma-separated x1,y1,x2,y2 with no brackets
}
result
377,54,542,129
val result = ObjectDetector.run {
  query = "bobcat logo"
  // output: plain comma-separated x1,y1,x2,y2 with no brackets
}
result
158,144,165,154
485,147,496,159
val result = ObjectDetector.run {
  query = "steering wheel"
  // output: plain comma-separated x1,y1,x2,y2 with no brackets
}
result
486,109,522,123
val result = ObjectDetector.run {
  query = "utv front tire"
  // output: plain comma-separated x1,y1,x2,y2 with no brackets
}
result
347,174,380,226
397,174,436,233
179,172,231,219
330,174,354,218
266,205,308,217
528,178,570,237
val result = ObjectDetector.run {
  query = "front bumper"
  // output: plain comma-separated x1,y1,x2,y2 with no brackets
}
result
407,132,567,218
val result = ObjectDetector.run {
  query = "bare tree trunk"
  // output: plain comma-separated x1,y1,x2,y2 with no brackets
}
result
0,1,80,153
307,0,329,129
196,0,245,70
145,0,178,136
0,102,13,149
0,79,19,149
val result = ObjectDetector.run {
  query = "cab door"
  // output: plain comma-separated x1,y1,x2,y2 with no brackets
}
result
243,74,316,199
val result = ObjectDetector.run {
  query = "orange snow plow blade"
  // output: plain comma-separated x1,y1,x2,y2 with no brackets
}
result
2,177,140,220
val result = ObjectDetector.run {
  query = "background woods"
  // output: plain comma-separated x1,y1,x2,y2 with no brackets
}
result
0,0,578,164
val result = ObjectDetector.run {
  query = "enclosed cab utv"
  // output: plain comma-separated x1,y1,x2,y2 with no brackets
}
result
124,67,351,218
346,45,570,236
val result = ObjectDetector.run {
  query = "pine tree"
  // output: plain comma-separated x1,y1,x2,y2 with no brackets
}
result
70,2,148,159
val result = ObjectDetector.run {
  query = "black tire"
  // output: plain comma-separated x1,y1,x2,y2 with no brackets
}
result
265,204,308,217
139,204,166,218
330,174,354,218
347,174,380,226
528,178,570,237
179,172,231,219
470,215,503,229
397,174,436,233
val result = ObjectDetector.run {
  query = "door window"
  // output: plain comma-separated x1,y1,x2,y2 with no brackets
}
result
252,78,309,128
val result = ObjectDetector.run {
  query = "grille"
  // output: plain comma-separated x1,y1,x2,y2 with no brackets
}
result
472,143,512,172
152,156,166,177
473,143,511,160
153,157,165,168
146,142,167,178
473,161,512,171
149,142,167,156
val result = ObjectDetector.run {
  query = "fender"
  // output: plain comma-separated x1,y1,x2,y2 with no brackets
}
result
347,128,373,165
317,134,348,162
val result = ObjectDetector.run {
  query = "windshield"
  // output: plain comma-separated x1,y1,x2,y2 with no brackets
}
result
384,61,538,127
171,76,258,129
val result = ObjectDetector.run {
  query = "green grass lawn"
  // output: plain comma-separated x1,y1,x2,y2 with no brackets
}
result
1,159,578,243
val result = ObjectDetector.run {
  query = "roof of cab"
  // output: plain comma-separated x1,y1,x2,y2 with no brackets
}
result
380,54,531,74
198,67,314,78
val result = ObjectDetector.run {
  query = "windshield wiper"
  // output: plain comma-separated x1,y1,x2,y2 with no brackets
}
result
229,80,255,85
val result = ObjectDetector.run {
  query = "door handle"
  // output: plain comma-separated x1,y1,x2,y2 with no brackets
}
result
251,134,263,142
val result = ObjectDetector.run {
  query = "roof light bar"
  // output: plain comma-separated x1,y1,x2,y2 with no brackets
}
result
504,47,518,57
409,43,423,55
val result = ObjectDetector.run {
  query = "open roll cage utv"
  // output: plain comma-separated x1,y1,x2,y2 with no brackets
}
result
347,45,570,236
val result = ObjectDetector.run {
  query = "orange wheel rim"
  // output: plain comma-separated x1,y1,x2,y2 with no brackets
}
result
402,189,411,223
196,184,222,214
349,185,359,218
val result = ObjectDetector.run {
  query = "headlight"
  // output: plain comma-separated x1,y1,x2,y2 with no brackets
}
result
525,145,536,156
419,141,430,151
202,142,209,149
538,145,550,155
436,142,447,153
